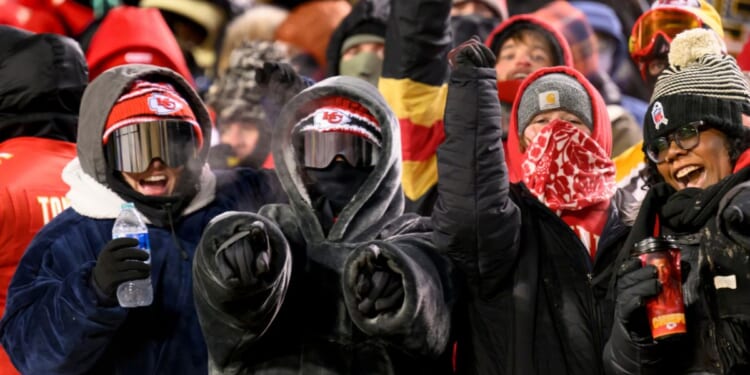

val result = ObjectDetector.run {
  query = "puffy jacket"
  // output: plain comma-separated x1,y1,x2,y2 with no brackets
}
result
433,64,632,375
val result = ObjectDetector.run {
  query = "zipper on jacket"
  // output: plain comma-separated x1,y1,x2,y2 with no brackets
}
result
530,193,605,369
165,203,189,260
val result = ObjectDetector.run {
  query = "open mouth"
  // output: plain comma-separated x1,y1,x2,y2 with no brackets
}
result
675,164,704,189
138,175,169,196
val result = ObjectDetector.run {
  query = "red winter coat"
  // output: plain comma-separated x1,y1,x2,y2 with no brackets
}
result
0,137,76,374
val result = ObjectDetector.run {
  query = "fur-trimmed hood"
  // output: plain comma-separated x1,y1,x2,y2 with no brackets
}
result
272,75,403,243
63,157,216,222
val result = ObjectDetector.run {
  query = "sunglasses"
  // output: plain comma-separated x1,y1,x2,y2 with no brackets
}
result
629,8,705,60
646,121,708,164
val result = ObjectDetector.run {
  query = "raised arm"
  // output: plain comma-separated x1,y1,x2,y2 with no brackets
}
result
432,37,521,297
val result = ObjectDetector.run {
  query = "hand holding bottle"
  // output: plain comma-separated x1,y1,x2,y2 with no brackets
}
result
92,237,151,306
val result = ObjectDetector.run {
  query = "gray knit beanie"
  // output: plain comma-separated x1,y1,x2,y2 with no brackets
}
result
517,73,593,136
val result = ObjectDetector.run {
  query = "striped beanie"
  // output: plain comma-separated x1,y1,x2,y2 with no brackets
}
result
103,80,203,148
294,96,381,147
644,28,750,149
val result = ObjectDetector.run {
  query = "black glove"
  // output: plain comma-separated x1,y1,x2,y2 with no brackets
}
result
351,245,405,318
722,188,750,246
92,237,151,303
215,221,272,291
614,258,661,342
447,35,496,70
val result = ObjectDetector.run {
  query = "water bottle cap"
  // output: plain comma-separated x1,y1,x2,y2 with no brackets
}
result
121,202,135,210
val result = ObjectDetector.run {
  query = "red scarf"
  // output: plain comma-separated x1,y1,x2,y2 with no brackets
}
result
734,148,750,173
521,120,616,258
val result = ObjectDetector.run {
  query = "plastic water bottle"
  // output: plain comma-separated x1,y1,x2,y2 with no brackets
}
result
112,202,153,307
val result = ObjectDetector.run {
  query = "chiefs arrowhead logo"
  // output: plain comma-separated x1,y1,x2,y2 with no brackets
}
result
147,93,183,115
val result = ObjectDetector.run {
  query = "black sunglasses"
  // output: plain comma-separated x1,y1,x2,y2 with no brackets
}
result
646,121,709,164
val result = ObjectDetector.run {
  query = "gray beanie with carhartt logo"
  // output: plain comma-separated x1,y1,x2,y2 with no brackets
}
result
517,72,593,136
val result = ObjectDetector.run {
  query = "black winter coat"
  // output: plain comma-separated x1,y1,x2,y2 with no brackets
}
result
432,65,631,375
604,178,750,375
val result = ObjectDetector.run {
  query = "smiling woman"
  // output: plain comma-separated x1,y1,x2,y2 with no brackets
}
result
640,33,750,191
605,28,750,375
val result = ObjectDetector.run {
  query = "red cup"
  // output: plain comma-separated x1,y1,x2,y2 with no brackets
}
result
632,237,686,340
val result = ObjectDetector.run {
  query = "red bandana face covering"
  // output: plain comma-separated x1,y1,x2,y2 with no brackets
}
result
521,119,616,212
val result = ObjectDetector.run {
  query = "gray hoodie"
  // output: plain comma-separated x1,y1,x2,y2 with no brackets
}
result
193,76,455,374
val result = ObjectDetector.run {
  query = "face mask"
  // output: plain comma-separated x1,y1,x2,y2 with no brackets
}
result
339,51,383,87
521,119,616,212
304,161,373,215
450,14,499,48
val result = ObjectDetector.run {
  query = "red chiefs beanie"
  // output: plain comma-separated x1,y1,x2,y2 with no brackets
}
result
102,80,203,148
294,96,381,147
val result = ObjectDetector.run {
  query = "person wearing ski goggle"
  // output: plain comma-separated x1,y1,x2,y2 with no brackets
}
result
629,0,724,92
293,96,382,234
102,81,204,197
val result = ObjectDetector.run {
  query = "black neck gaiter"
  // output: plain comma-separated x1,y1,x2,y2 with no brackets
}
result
304,161,373,234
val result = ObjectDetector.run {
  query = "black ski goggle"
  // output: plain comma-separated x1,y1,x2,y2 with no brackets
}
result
105,121,200,173
302,131,380,169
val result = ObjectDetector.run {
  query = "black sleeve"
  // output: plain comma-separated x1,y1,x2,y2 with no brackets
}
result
192,211,292,373
381,0,451,85
432,64,521,298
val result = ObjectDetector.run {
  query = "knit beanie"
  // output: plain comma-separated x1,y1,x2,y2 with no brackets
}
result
644,28,750,149
206,40,290,127
103,80,203,148
341,34,385,55
517,73,593,136
294,96,381,147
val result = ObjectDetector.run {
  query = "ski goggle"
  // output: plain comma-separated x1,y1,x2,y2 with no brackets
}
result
302,131,380,169
645,121,708,163
105,121,201,173
629,8,705,60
